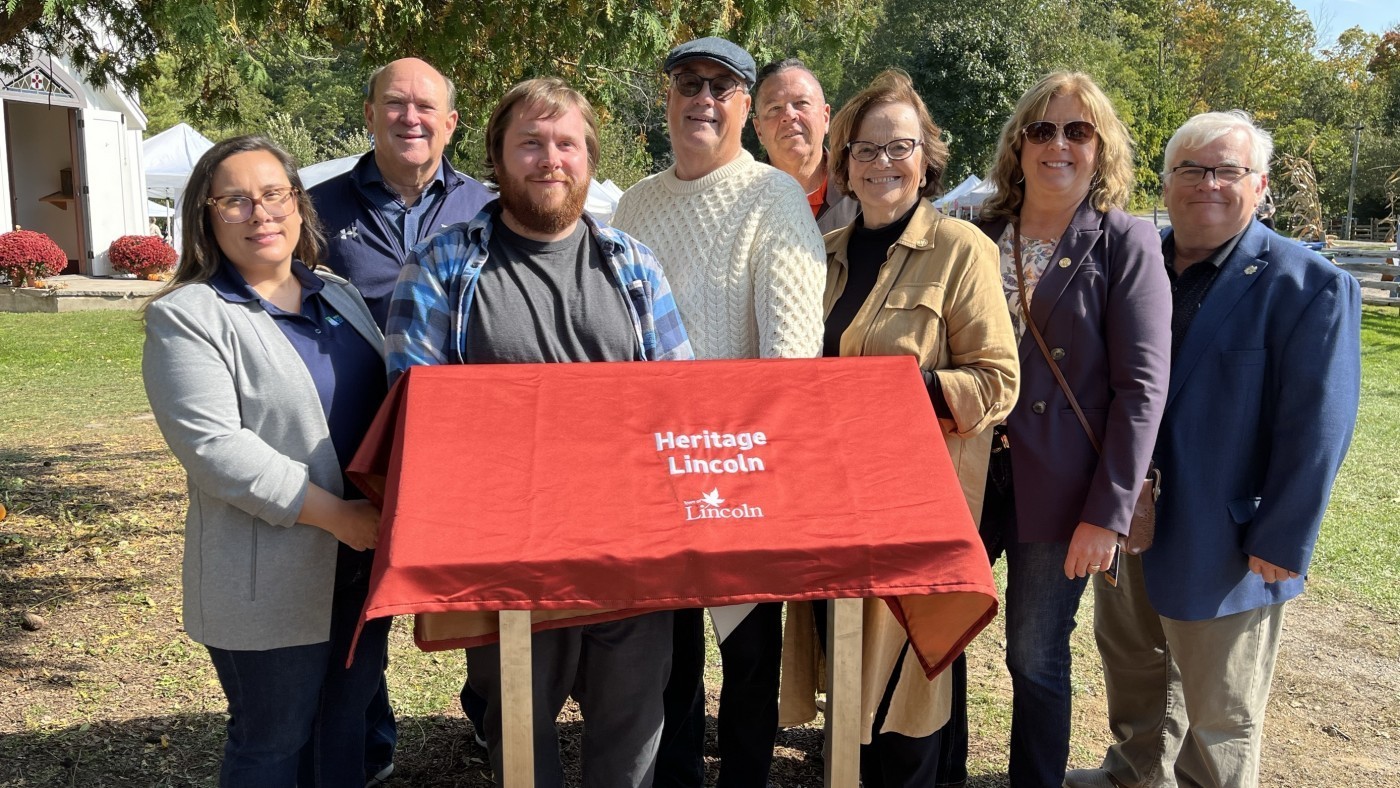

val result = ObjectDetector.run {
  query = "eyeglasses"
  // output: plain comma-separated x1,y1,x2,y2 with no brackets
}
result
206,188,300,223
671,72,746,101
1166,165,1253,186
1022,120,1097,145
847,138,920,163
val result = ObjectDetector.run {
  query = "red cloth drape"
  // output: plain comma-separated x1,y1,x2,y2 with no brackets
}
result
349,356,996,678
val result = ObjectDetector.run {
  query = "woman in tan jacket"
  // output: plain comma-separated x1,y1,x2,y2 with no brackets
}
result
780,70,1019,787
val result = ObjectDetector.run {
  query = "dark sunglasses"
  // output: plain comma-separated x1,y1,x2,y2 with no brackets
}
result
1022,120,1097,145
671,72,745,101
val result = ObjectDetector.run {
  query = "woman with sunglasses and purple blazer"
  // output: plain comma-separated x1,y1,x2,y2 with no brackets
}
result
142,136,392,786
961,72,1172,787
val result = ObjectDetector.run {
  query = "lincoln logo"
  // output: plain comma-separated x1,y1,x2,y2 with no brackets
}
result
683,488,764,522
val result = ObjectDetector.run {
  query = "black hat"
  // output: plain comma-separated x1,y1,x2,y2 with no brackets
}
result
663,37,757,88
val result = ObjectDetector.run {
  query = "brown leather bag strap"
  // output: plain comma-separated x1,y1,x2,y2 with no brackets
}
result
1012,223,1102,455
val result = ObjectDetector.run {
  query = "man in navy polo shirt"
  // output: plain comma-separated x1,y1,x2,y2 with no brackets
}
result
311,57,493,330
309,56,492,786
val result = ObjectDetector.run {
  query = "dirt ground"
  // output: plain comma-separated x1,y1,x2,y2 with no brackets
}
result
2,427,1398,786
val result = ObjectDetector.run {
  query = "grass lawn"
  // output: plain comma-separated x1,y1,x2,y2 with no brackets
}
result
1310,307,1400,615
1,306,1397,786
0,311,148,435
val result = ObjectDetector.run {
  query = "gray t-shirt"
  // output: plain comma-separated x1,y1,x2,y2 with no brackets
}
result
466,218,639,364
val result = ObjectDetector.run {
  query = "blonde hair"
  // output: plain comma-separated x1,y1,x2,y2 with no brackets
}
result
828,69,950,200
982,71,1134,220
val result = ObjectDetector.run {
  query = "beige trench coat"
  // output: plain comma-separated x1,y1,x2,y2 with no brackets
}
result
779,198,1019,742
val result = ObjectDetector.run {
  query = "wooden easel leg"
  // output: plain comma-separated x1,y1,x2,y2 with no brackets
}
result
824,597,862,788
499,610,534,787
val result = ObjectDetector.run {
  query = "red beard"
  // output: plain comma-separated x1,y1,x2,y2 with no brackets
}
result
497,170,590,236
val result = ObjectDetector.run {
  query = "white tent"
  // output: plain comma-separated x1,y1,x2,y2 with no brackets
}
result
143,123,214,197
961,178,996,206
299,154,363,188
945,178,997,219
933,175,981,211
586,179,623,225
146,200,175,218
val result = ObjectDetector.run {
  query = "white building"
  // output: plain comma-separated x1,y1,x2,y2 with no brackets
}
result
1,53,148,276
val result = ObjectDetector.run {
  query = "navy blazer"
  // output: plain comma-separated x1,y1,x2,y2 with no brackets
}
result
1144,220,1360,621
979,200,1172,542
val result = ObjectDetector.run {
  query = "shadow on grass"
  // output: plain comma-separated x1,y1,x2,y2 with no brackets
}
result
0,713,866,787
0,442,183,517
0,441,184,659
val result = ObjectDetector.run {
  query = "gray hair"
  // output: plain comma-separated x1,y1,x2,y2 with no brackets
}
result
365,62,457,111
753,58,822,106
1162,110,1272,177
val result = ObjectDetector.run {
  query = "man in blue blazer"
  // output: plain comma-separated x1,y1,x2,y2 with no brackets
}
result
1066,111,1360,788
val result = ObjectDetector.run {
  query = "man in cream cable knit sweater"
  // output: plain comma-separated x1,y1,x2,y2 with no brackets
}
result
611,36,826,788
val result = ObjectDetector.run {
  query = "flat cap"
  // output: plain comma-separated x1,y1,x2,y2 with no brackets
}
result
663,37,757,87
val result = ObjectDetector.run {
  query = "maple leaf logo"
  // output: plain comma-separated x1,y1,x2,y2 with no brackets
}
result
700,488,725,508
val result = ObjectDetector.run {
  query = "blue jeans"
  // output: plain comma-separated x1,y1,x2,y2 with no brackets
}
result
1003,538,1089,788
206,544,392,787
364,670,397,773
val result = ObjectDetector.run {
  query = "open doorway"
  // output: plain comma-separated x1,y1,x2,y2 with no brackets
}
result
3,100,82,274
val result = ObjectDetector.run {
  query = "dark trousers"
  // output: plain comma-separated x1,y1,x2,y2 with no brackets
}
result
654,602,783,788
859,642,943,788
207,544,392,787
468,612,673,788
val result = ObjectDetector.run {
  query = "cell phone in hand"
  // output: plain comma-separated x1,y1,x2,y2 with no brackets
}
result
1101,542,1122,587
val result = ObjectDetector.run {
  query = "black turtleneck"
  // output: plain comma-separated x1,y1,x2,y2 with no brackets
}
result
822,205,951,417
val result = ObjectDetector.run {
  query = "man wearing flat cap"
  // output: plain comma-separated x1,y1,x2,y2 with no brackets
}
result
612,36,826,788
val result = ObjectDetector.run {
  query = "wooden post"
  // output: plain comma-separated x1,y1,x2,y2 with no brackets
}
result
824,597,863,788
498,610,534,787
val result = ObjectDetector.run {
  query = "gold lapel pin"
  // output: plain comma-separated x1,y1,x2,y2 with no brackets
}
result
1244,265,1258,275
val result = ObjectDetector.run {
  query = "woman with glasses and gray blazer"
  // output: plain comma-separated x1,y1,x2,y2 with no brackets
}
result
142,135,391,787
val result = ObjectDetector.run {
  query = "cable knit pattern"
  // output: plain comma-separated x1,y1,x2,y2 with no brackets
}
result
612,150,826,360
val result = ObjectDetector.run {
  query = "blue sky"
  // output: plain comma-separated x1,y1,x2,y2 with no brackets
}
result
1302,0,1398,45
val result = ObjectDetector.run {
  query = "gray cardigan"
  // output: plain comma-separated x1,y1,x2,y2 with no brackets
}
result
143,269,384,651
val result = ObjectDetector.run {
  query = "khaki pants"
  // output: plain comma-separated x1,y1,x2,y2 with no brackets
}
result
1090,553,1285,788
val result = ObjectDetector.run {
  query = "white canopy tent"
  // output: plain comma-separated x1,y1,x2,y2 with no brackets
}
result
143,123,214,197
142,124,214,252
946,178,998,220
933,175,981,212
298,154,363,189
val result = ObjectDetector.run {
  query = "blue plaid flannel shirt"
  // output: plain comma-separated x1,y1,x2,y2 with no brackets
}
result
385,207,693,384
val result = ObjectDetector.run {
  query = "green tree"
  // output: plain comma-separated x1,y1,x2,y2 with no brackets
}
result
849,0,1057,181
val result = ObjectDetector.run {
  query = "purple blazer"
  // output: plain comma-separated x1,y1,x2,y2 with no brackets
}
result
977,200,1171,542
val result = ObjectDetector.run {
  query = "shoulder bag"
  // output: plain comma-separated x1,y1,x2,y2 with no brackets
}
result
1012,223,1159,555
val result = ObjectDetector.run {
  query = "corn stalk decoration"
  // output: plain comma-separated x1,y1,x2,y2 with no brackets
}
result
1383,165,1399,246
1276,144,1328,244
